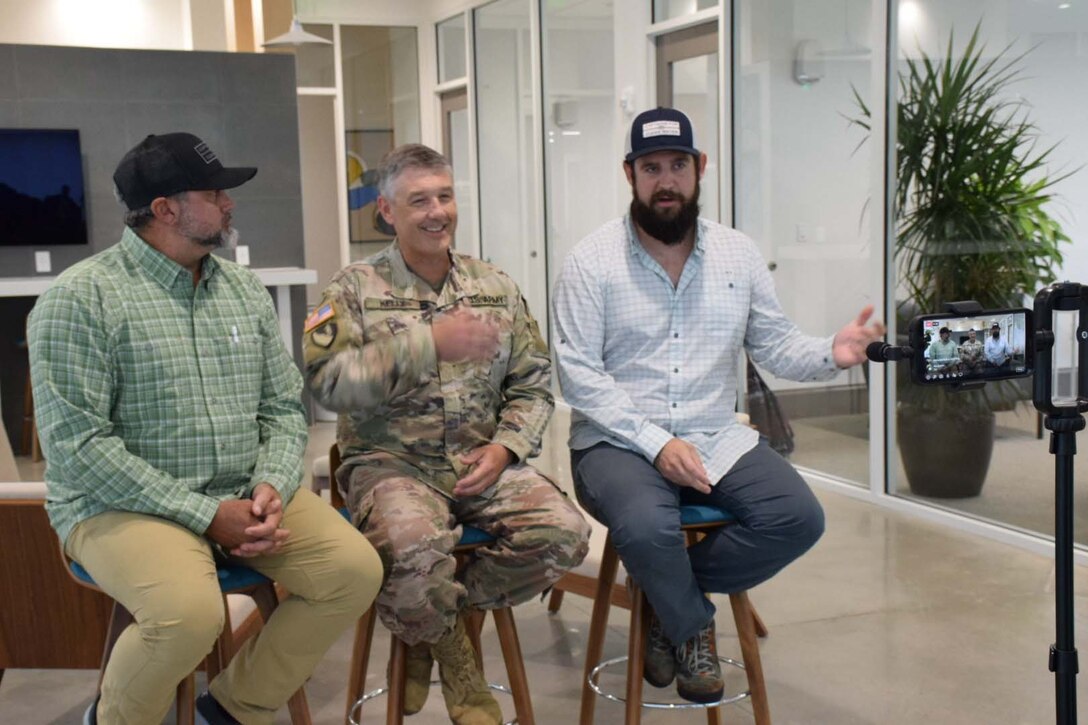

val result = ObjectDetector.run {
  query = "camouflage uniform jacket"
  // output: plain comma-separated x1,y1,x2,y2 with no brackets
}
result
303,242,553,499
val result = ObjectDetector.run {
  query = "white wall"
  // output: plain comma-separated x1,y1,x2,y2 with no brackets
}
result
0,0,193,49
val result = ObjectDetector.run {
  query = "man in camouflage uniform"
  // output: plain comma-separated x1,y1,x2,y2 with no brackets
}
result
304,143,589,725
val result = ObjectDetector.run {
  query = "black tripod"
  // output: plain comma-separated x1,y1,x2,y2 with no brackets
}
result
1033,282,1088,725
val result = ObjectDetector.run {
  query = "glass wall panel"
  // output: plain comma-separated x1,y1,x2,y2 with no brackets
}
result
340,26,420,261
735,0,879,485
541,0,616,322
438,14,467,82
474,0,548,327
654,0,718,23
889,1,1088,544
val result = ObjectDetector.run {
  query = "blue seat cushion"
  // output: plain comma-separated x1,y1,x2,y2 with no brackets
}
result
70,560,270,593
679,504,735,526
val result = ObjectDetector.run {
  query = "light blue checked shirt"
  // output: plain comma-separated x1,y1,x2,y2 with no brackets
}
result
552,216,839,484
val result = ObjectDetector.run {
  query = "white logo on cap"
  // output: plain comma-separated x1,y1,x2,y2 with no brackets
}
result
193,142,218,165
641,120,682,138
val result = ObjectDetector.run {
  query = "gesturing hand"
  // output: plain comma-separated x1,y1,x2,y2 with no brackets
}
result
832,304,887,368
432,305,500,363
454,444,514,497
654,438,712,494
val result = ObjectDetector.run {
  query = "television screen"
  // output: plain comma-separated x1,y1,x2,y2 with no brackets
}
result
0,129,88,246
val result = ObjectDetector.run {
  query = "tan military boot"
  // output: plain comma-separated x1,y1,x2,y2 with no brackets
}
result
403,641,434,715
431,615,503,725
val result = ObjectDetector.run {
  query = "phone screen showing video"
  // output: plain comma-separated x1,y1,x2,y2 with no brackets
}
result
911,308,1033,384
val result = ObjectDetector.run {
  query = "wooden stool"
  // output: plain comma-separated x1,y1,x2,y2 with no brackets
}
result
65,558,312,725
577,505,771,725
327,445,535,725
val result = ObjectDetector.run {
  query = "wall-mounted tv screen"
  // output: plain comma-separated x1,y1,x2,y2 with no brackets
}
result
0,129,88,246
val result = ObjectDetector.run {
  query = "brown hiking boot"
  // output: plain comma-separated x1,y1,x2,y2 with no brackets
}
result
431,615,503,725
643,607,676,688
403,640,434,715
675,620,724,704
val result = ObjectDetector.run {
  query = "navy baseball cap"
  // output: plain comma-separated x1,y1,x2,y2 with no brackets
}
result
624,107,700,163
113,132,257,210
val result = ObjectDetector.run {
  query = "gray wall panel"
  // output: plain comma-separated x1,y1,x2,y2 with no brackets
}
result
14,46,127,102
0,44,304,276
0,47,15,99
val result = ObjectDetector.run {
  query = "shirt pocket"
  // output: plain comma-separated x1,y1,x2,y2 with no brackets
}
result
114,337,191,418
219,321,263,409
693,271,749,348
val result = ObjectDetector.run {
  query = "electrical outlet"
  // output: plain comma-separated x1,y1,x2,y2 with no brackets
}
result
34,251,52,273
235,245,250,266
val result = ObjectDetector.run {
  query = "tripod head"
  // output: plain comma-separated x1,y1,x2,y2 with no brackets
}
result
1033,282,1088,416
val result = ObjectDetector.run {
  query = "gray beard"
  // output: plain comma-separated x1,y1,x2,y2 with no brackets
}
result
196,227,239,250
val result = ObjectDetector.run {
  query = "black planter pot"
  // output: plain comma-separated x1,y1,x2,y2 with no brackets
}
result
897,405,996,498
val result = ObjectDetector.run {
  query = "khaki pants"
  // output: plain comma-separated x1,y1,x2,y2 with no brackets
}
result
66,488,382,725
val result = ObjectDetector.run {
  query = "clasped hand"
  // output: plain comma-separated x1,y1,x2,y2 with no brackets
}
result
206,482,289,557
654,438,712,494
454,443,514,497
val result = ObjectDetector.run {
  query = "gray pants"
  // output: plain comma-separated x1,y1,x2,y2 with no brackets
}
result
571,440,824,646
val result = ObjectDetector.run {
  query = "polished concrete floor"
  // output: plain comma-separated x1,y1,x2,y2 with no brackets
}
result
3,413,1087,724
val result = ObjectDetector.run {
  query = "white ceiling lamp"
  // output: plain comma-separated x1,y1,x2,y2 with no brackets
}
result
263,1,331,48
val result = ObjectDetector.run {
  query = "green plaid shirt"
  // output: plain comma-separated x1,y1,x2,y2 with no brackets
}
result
27,228,307,545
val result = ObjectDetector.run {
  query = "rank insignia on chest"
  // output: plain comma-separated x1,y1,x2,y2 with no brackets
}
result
304,303,335,332
310,321,337,348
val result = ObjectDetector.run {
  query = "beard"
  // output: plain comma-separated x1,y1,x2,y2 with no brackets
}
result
629,179,700,246
178,205,238,249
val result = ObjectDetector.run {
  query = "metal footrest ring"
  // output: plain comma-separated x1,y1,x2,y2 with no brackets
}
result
348,680,518,725
587,655,750,710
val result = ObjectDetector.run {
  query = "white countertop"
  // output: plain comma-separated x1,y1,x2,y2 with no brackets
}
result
0,267,317,297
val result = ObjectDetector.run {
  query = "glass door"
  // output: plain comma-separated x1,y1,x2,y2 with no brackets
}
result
656,22,720,222
440,88,476,255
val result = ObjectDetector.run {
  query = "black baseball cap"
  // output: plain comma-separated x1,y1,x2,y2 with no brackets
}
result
625,107,700,163
113,132,257,210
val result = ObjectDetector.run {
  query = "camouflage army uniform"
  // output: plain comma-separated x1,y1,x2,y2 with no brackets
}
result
304,242,589,646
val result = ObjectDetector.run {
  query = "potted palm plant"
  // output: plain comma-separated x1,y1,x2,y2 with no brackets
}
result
852,25,1071,497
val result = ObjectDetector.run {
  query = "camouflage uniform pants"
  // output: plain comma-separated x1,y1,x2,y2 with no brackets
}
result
346,462,590,646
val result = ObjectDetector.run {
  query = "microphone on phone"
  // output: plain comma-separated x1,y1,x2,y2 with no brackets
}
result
866,341,914,363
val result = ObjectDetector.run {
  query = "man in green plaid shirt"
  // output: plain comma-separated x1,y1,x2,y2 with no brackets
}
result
27,133,382,725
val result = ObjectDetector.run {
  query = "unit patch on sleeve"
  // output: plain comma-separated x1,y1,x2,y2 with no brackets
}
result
310,322,338,349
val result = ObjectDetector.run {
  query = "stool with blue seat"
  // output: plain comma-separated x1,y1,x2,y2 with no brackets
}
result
327,444,535,725
577,504,771,725
65,556,312,724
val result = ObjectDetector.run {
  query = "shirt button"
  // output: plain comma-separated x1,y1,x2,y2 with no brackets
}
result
219,443,226,450
672,402,677,408
673,368,679,373
673,332,679,338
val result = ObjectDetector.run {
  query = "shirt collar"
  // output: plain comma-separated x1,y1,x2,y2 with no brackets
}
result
120,226,220,290
624,214,707,258
387,240,474,299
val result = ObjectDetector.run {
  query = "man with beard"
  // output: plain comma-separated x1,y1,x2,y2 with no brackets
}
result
27,133,383,725
984,322,1016,370
552,108,884,704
